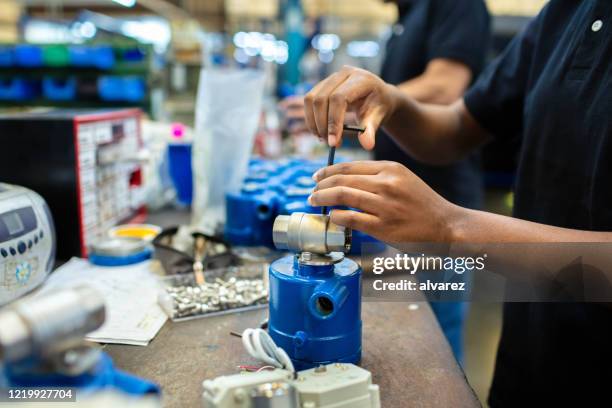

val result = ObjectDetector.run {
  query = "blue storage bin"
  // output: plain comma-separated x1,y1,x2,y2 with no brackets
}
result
68,46,91,67
98,76,145,102
0,47,14,67
42,77,77,101
91,46,115,69
14,45,43,67
69,45,115,69
167,144,193,206
0,79,37,100
123,77,146,102
121,48,146,63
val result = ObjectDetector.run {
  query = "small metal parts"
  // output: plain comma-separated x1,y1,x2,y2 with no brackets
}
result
164,276,267,320
273,212,351,255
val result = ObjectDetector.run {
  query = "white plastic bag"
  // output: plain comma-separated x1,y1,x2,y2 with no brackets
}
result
192,68,266,233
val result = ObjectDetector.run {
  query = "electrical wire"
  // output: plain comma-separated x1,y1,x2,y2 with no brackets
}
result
241,328,295,372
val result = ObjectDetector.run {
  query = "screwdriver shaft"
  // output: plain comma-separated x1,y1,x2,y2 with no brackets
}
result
321,146,336,215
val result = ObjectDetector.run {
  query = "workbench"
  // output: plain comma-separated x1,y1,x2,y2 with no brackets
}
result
106,301,480,407
104,210,479,407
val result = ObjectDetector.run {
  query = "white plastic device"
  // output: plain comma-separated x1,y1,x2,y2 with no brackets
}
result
0,183,55,305
202,362,380,408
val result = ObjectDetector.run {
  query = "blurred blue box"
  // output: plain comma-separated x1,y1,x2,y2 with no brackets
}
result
98,76,146,102
42,77,77,101
14,45,43,67
69,45,115,69
0,47,14,67
0,79,37,100
167,144,193,206
121,47,146,63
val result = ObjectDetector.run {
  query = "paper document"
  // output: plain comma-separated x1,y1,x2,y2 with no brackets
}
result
39,258,167,346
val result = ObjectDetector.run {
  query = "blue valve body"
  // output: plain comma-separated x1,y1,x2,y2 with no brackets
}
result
268,255,362,370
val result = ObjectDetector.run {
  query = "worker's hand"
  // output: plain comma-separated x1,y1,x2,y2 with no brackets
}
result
304,66,397,149
308,161,460,243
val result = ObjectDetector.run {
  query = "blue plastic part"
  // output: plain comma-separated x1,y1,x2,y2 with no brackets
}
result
268,255,362,370
88,248,152,267
69,45,115,69
167,144,193,205
0,46,14,67
0,79,37,101
122,48,146,63
225,185,279,247
98,76,146,102
42,77,77,101
225,158,383,251
14,44,43,67
4,353,160,396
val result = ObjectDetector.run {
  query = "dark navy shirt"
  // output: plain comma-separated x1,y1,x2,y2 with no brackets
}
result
375,0,490,208
464,0,612,406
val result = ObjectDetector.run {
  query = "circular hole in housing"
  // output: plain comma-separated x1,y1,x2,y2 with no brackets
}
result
315,296,334,316
257,204,271,217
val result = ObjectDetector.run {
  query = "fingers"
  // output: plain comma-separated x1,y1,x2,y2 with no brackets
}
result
304,70,351,144
285,108,306,120
329,209,380,233
356,94,388,150
279,95,305,110
326,74,376,147
314,174,382,194
308,186,382,214
312,161,387,182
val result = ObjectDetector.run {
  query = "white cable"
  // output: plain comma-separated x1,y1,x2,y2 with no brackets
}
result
241,328,295,372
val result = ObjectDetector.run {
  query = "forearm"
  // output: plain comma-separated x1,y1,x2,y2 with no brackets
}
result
445,206,612,285
398,77,462,105
382,86,487,165
450,206,612,243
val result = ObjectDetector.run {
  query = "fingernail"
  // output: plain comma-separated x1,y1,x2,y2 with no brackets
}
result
307,195,313,205
328,134,336,146
312,170,320,181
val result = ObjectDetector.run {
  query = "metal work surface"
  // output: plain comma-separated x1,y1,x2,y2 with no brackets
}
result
105,301,479,408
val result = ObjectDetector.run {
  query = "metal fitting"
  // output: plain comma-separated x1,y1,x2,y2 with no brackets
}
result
273,213,351,255
0,285,105,363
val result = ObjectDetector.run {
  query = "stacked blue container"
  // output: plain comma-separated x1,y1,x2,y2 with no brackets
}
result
225,158,384,253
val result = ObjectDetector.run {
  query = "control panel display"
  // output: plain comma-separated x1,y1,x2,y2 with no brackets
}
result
3,213,24,235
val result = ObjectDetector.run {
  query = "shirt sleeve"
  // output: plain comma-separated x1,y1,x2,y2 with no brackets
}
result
463,11,543,139
426,0,491,76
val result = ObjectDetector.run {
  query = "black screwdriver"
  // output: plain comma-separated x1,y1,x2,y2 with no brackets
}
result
320,124,366,215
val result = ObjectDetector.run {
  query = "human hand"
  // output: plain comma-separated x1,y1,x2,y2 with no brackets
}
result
308,161,460,243
304,66,398,149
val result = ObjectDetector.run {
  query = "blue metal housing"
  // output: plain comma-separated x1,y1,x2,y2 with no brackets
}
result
268,255,362,370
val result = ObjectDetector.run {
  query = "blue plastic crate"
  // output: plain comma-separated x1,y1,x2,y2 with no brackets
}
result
98,76,146,102
42,77,77,101
14,44,43,67
0,79,37,100
0,46,14,67
69,45,115,69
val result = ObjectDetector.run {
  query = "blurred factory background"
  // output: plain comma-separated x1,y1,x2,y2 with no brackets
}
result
0,1,547,404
